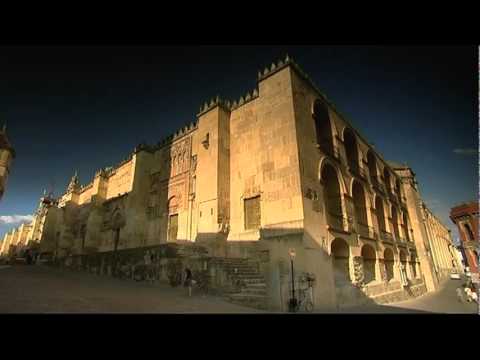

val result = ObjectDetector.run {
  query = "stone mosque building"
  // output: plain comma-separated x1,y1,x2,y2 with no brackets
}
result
0,56,461,310
0,124,15,202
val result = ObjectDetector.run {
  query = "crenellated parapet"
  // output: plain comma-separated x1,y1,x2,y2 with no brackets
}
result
230,88,259,111
197,95,231,116
148,120,199,152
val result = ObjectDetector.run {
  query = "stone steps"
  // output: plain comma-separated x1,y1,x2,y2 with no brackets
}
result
242,278,265,284
245,283,266,288
228,294,268,310
222,258,268,311
227,271,259,276
229,274,264,280
240,288,267,296
371,289,413,304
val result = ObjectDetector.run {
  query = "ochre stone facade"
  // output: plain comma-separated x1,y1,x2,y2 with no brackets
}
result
0,124,15,201
0,56,460,310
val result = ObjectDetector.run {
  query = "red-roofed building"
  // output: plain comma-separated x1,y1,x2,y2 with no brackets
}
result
450,201,479,274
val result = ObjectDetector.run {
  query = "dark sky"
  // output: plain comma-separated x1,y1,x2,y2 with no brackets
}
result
0,45,477,242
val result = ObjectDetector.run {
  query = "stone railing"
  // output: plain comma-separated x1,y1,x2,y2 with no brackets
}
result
370,176,385,193
327,212,353,232
380,230,394,243
388,191,399,204
397,236,407,244
317,140,340,160
348,163,367,179
356,222,371,238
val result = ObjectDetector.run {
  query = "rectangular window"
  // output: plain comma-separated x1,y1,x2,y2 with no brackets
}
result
244,196,261,230
168,214,178,242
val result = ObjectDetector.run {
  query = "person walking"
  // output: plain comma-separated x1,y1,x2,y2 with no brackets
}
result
144,250,153,283
25,249,32,265
184,267,193,297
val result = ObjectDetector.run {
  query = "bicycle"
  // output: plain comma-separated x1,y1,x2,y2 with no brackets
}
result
193,270,210,295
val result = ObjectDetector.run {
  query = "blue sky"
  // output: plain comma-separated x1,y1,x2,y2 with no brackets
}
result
0,46,477,243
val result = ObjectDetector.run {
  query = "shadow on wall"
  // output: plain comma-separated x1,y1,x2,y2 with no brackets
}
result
49,226,422,312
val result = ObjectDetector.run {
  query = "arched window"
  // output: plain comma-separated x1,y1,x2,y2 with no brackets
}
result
402,212,410,241
375,196,387,233
464,223,475,242
383,168,391,194
344,128,359,174
331,238,350,284
384,248,395,281
391,206,401,240
167,196,179,215
395,178,401,196
399,249,408,279
410,253,418,278
367,150,378,182
322,164,344,230
313,99,334,155
361,245,377,284
352,180,368,237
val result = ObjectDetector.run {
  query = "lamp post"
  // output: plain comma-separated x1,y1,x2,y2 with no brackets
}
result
288,248,297,313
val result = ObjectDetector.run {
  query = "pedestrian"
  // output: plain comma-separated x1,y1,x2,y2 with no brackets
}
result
464,287,473,302
456,287,465,303
25,250,31,265
184,267,193,297
144,250,152,282
470,288,478,303
399,263,408,287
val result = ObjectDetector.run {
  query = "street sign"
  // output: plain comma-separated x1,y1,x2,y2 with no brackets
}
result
289,248,296,258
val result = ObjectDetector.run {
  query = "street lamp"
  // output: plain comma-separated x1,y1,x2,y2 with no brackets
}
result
288,248,297,313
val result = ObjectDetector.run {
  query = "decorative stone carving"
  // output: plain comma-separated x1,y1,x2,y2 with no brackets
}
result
67,171,80,193
191,155,197,173
353,256,364,286
202,133,209,149
379,259,388,283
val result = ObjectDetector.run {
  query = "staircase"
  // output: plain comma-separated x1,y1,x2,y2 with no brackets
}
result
222,258,268,310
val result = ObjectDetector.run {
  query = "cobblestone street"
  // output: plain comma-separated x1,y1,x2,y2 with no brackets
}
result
328,277,478,314
0,265,264,313
0,265,477,314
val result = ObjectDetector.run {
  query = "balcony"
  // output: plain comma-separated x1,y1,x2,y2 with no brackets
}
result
327,212,352,233
380,230,394,243
370,175,385,194
348,163,367,180
388,191,399,204
357,222,378,240
317,139,341,161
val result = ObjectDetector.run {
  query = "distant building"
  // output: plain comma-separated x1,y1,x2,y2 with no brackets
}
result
450,201,479,274
0,124,15,201
0,56,460,310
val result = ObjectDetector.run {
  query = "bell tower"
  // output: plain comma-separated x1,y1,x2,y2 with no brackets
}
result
0,123,15,201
